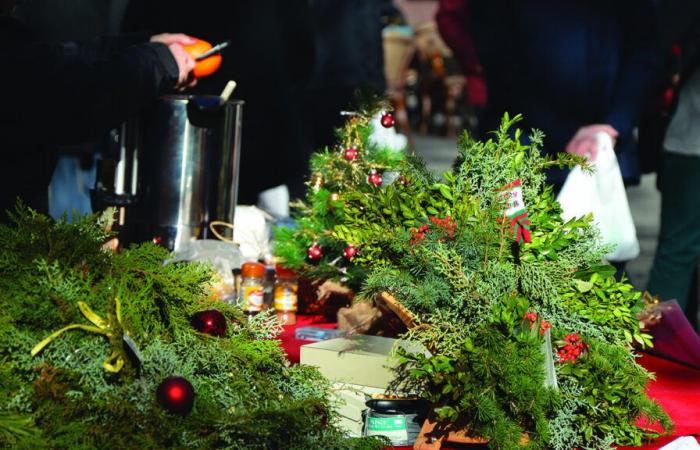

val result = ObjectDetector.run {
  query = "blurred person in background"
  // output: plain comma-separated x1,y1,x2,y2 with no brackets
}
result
435,0,488,127
0,0,196,218
467,0,664,189
12,0,130,218
647,0,700,328
303,0,386,156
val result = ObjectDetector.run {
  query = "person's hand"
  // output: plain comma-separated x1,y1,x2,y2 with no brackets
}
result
150,33,197,47
565,124,619,161
150,33,198,89
167,44,197,89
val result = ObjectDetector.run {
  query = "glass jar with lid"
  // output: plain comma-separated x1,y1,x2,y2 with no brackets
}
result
274,265,298,325
239,261,265,316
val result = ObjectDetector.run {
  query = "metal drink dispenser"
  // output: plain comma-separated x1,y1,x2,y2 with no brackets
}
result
93,95,243,251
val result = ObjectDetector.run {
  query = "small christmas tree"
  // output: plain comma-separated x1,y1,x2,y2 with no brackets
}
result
275,110,672,449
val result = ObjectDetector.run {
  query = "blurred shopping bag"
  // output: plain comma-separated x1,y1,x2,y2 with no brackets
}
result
557,132,640,262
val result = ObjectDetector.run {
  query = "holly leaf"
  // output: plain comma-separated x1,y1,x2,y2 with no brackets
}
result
574,264,616,280
573,279,593,293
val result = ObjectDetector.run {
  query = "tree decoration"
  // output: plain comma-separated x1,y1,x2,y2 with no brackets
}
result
190,309,227,337
31,297,128,373
343,147,358,162
343,244,359,261
380,170,401,187
329,192,341,202
367,169,382,187
307,243,323,261
501,179,532,243
310,172,324,191
156,376,195,415
380,112,395,128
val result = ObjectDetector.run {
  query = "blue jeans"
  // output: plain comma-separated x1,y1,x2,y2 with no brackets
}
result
48,154,96,221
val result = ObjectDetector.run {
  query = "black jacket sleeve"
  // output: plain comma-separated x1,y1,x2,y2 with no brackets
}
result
0,39,178,147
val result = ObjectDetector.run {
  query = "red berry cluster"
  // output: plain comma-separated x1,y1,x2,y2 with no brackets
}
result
410,216,458,245
557,333,588,364
410,224,430,245
523,312,538,324
429,216,457,239
523,311,551,336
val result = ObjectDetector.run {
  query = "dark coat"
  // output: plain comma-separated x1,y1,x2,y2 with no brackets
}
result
0,17,179,217
469,0,664,185
306,0,385,93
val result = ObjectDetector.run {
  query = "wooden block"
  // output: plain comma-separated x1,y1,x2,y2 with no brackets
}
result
414,415,487,450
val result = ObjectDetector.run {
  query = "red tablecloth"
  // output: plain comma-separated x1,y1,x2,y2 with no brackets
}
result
280,317,700,449
279,314,337,364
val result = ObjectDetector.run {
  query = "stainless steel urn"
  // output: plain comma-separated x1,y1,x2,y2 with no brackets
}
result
94,95,243,251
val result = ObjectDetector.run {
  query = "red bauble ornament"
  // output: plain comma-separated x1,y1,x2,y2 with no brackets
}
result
343,147,358,161
152,235,163,245
343,244,359,260
398,175,408,186
380,112,395,128
367,169,383,187
307,243,323,261
157,376,195,415
190,309,227,337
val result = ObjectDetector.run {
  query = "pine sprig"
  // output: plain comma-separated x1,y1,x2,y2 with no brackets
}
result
0,208,385,449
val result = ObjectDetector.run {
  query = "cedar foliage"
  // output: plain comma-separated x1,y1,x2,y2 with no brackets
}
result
275,110,672,448
0,205,384,450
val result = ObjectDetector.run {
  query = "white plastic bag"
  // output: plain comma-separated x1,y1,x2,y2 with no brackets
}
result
556,132,640,262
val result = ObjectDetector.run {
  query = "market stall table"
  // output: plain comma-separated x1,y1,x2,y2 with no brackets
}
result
280,316,700,450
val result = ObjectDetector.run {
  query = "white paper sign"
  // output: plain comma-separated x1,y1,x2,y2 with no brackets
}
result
660,437,700,450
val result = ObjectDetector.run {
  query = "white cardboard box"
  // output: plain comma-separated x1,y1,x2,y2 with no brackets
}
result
330,382,385,436
300,334,420,389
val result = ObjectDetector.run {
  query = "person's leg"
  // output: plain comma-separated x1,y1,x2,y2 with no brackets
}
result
48,153,96,221
647,152,700,311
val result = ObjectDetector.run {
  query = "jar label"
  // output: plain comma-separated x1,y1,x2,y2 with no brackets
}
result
366,416,408,443
274,286,298,311
241,285,264,311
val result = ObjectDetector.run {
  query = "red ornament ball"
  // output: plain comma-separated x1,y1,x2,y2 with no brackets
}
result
343,147,358,161
343,244,359,260
367,169,383,187
190,309,227,337
380,112,395,128
157,376,195,415
307,243,323,261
